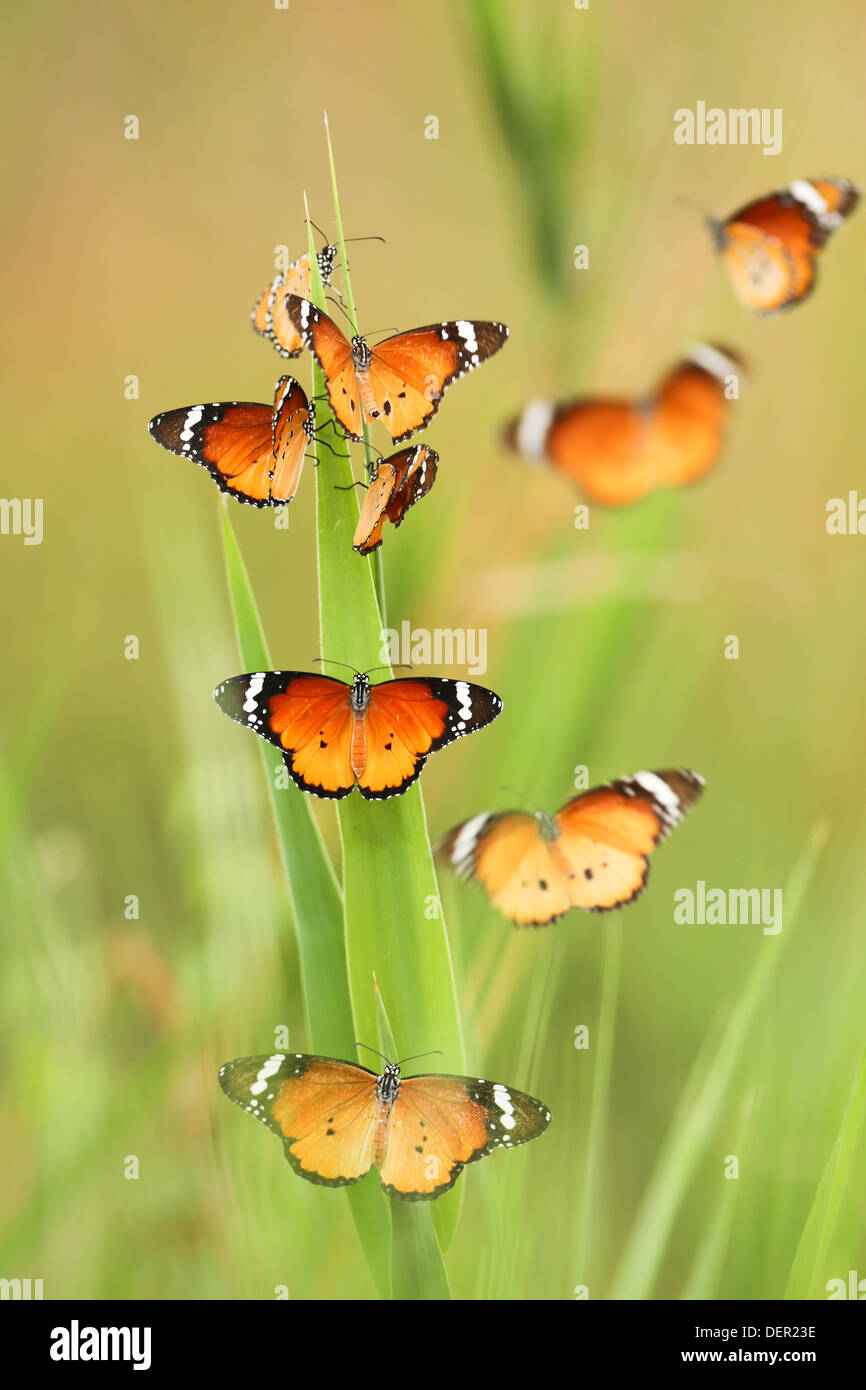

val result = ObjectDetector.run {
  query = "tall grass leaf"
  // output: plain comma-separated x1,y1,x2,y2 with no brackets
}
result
220,503,391,1296
609,821,828,1300
307,118,467,1293
784,1040,866,1299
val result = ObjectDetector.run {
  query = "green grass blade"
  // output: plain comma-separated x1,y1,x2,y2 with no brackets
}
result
574,919,623,1290
784,1040,866,1299
609,821,828,1300
310,118,466,1294
220,504,391,1296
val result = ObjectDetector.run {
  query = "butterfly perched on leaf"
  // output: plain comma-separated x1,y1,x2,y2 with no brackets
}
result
214,669,503,799
148,376,314,506
251,245,338,358
219,1051,550,1200
503,344,742,507
285,294,509,443
353,445,439,556
709,177,860,313
438,769,704,926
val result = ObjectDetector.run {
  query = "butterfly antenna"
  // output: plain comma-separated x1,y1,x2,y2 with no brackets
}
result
334,480,368,492
325,294,358,331
313,657,362,676
497,783,547,814
354,1042,392,1066
308,216,328,244
363,662,413,676
365,326,400,343
341,234,386,246
395,1049,444,1068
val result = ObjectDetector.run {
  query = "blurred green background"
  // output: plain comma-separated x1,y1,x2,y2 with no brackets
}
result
2,0,865,1300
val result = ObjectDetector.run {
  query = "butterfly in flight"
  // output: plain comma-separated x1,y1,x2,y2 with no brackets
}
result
149,377,316,507
438,769,704,926
285,294,509,443
214,668,503,799
218,1049,550,1200
251,245,338,358
503,344,742,507
353,445,439,556
709,177,860,313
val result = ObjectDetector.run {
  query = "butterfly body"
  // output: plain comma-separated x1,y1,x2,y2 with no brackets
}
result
440,769,704,925
219,1052,551,1200
148,376,314,506
214,669,503,799
712,177,860,313
287,294,508,442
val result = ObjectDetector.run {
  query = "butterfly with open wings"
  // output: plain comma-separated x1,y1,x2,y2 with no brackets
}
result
148,376,315,507
214,668,502,799
439,769,705,926
285,294,509,443
504,344,742,507
709,177,860,314
219,1050,550,1200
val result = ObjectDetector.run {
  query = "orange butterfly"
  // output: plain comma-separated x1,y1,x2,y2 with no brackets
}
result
439,769,704,926
219,1050,550,1200
709,177,860,313
353,445,439,555
213,668,502,799
148,377,314,506
285,294,509,443
503,344,742,507
251,245,337,358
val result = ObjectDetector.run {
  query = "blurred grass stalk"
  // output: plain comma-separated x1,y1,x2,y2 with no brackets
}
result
456,0,597,302
610,821,828,1300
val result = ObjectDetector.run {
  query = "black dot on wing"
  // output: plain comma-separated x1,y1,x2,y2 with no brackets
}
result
584,868,594,880
326,1128,335,1136
539,879,548,890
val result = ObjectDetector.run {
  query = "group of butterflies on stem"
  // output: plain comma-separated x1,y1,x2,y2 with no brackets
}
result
150,176,858,1202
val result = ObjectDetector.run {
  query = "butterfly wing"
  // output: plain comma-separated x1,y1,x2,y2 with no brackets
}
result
386,445,439,528
380,1074,551,1200
213,671,356,798
219,1054,378,1188
715,179,859,313
553,769,705,911
650,346,741,489
438,811,573,926
356,678,503,800
286,295,362,437
368,321,509,442
251,277,278,338
542,398,658,506
265,255,312,357
148,401,278,506
353,446,440,556
270,376,313,504
353,458,400,556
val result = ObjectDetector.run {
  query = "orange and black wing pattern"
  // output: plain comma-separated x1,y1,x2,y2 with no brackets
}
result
286,294,363,437
504,344,741,506
269,376,316,504
219,1054,379,1189
288,296,508,443
355,677,503,800
381,1074,551,1200
353,445,439,555
214,671,357,798
252,245,337,357
366,320,509,443
711,177,860,313
149,377,312,506
439,769,704,926
213,672,503,800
